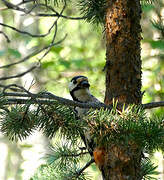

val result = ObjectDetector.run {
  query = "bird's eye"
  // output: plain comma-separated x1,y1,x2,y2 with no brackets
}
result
73,80,76,84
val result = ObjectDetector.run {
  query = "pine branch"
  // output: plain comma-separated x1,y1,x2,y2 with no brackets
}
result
5,98,54,105
72,158,94,179
84,106,164,153
0,104,38,141
1,90,110,110
35,140,93,180
141,0,157,6
46,141,85,165
78,0,107,24
151,19,164,39
0,85,19,92
1,90,164,110
142,101,164,109
141,157,159,179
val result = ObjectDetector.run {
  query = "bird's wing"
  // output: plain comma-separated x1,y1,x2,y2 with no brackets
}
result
90,94,101,103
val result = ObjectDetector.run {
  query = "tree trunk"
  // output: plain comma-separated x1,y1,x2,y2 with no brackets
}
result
103,0,142,179
104,0,142,105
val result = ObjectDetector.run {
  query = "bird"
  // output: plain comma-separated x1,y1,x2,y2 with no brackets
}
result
68,75,101,153
68,75,100,117
69,75,106,179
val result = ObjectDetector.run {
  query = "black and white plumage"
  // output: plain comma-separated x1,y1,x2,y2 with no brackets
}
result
69,75,101,155
69,75,100,117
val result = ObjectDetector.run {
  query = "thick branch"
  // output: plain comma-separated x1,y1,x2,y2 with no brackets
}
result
5,98,54,105
2,92,109,109
1,91,164,110
142,101,164,109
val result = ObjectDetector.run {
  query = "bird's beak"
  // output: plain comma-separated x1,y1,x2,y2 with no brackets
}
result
80,80,90,88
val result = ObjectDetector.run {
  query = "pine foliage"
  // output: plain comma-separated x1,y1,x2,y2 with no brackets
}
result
30,105,164,179
37,103,84,141
141,158,159,180
141,0,157,5
0,105,38,141
84,106,164,153
0,99,85,142
0,0,163,179
1,94,163,179
31,140,92,180
78,0,107,24
151,19,164,39
38,0,159,24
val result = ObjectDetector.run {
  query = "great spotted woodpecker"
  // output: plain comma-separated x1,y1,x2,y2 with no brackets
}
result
69,75,106,174
68,75,100,117
69,76,100,154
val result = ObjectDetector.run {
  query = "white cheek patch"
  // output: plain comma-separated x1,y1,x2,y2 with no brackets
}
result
68,81,76,92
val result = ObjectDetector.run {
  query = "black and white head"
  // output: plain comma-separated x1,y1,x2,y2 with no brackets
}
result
68,75,91,102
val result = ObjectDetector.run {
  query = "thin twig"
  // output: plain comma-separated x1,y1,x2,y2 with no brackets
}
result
0,22,56,38
2,0,26,12
17,0,35,6
38,2,65,62
2,0,85,20
0,35,67,69
0,31,10,42
0,84,20,91
72,158,95,179
0,65,38,81
61,151,89,158
35,13,85,20
31,3,85,20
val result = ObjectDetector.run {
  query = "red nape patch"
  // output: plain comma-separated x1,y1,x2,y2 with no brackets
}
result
93,147,106,168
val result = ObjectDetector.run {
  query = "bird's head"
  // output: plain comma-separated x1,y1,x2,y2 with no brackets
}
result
68,75,90,102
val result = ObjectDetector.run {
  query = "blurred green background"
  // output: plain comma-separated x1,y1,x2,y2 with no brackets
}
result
0,0,163,179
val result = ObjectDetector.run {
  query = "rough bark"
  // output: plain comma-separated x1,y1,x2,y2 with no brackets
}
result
104,0,142,105
102,0,142,179
100,144,142,180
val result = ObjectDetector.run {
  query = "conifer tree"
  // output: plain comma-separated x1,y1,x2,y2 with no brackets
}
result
0,0,164,180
